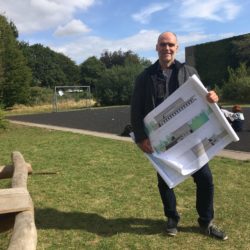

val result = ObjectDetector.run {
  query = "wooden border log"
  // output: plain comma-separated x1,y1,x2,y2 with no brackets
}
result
0,188,32,214
7,151,37,250
0,163,32,179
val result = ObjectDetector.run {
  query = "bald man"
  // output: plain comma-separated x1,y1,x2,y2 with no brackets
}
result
131,32,227,240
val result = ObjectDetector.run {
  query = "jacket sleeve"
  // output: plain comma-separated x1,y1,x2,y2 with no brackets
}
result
130,73,149,143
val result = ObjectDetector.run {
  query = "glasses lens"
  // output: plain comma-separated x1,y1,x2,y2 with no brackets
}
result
160,42,175,47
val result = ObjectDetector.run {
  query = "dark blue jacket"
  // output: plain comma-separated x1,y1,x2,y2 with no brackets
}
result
131,59,199,143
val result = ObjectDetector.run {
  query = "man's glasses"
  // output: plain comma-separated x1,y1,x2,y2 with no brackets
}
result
159,42,176,48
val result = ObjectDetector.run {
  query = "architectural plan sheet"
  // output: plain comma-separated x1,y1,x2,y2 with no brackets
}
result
143,74,239,188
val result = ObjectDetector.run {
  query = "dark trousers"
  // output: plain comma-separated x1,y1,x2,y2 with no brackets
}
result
157,163,214,227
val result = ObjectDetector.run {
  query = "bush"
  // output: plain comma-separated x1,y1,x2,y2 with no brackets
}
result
95,63,144,106
0,108,8,130
29,86,54,105
221,63,250,103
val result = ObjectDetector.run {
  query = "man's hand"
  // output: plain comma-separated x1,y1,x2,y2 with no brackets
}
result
206,90,219,103
137,138,153,154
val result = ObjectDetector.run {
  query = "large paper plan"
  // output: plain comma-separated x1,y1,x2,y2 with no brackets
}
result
143,75,239,188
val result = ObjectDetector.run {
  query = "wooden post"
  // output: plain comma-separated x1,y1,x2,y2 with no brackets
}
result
0,163,32,179
7,151,37,250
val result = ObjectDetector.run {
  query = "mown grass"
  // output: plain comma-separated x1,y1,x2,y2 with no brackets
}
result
0,124,249,249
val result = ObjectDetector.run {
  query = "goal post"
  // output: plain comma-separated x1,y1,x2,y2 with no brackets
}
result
52,85,91,112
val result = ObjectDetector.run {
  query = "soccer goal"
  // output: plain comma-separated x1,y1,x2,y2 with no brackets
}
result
52,85,92,112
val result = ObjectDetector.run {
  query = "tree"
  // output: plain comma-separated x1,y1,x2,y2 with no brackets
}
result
100,50,142,68
0,28,5,101
95,61,145,105
0,15,32,107
10,20,18,38
20,43,80,88
55,52,80,85
79,56,106,95
231,35,250,67
221,63,250,102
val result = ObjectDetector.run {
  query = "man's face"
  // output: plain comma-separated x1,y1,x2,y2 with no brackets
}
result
156,33,178,65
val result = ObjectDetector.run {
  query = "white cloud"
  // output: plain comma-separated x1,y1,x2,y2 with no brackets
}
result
50,29,235,64
178,33,214,44
54,19,90,36
0,0,244,65
0,0,96,33
52,30,160,64
179,0,241,22
51,0,95,9
118,30,159,51
132,3,169,24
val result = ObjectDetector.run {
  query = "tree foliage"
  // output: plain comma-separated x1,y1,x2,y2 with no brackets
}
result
95,61,146,105
80,50,151,105
0,14,32,107
79,56,105,94
221,63,250,102
0,14,156,108
190,33,250,89
79,51,151,105
20,42,79,88
100,50,151,68
231,35,250,67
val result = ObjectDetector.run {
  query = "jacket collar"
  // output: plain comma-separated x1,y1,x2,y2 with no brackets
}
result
146,59,183,75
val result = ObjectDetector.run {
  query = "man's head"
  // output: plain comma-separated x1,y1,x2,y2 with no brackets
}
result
156,32,178,68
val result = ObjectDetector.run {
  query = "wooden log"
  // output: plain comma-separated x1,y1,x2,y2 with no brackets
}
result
7,211,37,250
0,188,32,214
11,152,29,189
7,151,37,250
0,163,32,179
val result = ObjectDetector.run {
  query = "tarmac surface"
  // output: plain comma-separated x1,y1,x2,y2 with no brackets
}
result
7,106,250,160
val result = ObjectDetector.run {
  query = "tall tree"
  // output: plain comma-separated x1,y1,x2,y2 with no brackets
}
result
79,56,106,94
0,22,5,101
100,50,142,68
222,63,250,102
55,52,80,85
20,42,79,88
231,35,250,67
0,15,32,107
95,61,145,105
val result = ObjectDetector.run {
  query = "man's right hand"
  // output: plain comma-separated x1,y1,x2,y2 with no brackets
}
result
137,138,154,154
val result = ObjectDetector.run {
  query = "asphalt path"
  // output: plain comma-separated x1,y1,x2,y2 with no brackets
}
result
7,106,250,153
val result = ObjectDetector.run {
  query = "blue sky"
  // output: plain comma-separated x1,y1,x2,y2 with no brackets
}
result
1,0,250,64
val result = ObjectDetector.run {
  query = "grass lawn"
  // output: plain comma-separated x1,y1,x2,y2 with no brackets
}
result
0,124,249,249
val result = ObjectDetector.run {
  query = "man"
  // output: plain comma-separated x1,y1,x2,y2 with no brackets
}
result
131,32,228,240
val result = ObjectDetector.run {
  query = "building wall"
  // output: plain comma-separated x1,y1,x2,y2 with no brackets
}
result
185,33,250,88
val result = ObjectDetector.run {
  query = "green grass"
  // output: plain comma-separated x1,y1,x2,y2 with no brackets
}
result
0,124,250,249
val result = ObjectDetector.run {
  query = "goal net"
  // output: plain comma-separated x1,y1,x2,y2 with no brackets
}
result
52,85,92,112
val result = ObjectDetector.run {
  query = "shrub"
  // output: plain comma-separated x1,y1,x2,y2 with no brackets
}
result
221,63,250,103
29,86,53,105
0,108,8,130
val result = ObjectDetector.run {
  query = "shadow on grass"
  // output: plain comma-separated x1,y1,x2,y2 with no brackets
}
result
35,208,200,236
0,213,16,233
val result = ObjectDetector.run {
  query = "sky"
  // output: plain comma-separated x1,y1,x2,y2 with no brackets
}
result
0,0,250,65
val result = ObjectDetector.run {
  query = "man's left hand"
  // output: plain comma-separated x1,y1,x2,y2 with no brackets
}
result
206,90,219,103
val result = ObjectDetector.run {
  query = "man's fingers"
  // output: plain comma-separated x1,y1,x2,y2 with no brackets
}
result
138,139,153,154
